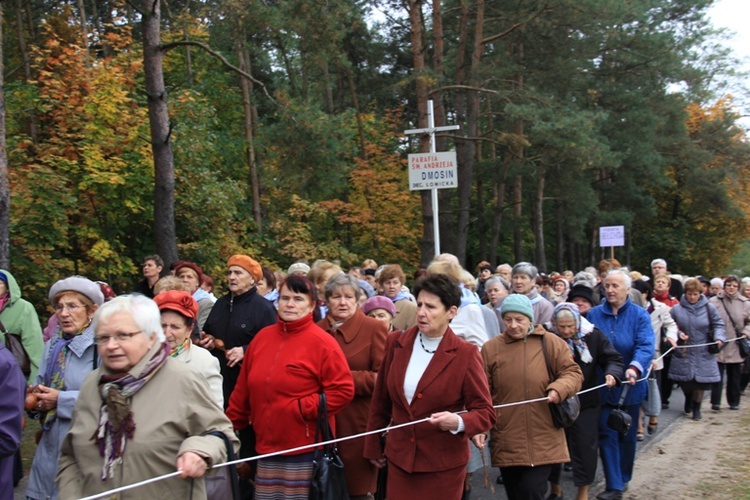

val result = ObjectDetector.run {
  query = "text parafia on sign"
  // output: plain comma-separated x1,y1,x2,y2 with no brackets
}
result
408,151,458,191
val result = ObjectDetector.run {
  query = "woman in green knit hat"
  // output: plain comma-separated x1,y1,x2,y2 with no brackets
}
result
482,294,583,500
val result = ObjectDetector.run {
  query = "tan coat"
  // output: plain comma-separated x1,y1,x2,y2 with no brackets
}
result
710,291,750,364
393,299,417,331
318,309,388,496
482,325,583,468
57,348,238,499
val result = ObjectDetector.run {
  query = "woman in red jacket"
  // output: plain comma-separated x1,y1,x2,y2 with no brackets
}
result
364,274,496,500
226,275,355,499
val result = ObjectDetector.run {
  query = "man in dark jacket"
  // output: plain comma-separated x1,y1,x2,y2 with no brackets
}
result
0,342,24,499
199,254,277,499
200,254,277,406
132,254,163,298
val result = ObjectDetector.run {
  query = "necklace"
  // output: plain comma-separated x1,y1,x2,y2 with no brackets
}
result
418,332,438,354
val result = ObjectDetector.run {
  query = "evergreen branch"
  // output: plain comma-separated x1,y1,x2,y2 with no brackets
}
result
429,85,499,96
160,40,275,103
482,1,551,45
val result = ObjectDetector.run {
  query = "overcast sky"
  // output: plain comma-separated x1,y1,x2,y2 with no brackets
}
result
709,0,750,128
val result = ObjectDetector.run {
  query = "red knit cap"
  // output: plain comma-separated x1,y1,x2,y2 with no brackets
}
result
154,290,199,320
227,254,262,282
175,261,203,281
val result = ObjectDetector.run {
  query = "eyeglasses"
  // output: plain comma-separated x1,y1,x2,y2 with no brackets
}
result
54,303,83,313
95,331,143,346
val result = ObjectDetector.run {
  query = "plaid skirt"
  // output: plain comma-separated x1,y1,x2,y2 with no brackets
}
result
255,452,315,500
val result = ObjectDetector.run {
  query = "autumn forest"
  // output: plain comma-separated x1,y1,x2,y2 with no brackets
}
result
2,0,750,308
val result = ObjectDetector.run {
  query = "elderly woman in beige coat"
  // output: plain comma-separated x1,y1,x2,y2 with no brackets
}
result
709,275,750,410
482,294,582,500
57,294,237,499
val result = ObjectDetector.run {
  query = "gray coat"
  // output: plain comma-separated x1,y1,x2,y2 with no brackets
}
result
27,325,97,500
668,295,726,383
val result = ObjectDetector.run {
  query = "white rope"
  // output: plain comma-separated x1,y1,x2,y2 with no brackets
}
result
78,335,743,500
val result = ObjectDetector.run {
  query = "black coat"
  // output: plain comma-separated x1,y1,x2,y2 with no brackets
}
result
203,286,277,406
552,327,624,410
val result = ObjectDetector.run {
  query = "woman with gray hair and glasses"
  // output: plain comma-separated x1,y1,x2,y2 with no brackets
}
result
318,274,389,499
27,277,103,500
57,294,237,499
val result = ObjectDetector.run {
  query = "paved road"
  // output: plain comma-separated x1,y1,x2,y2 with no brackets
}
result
14,386,693,499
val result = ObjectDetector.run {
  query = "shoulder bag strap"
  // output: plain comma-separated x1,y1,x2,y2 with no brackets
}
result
205,430,241,500
617,384,630,407
539,334,554,383
718,298,742,333
0,319,6,333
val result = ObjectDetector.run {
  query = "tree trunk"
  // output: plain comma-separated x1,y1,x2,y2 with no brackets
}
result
76,0,90,66
511,39,525,263
15,0,36,144
513,172,523,262
142,0,178,267
434,0,454,256
555,202,564,271
343,59,367,160
235,29,262,231
0,2,9,269
323,60,334,114
533,167,546,272
409,0,434,266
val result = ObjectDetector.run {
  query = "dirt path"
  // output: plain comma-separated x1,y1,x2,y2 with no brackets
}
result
625,405,750,499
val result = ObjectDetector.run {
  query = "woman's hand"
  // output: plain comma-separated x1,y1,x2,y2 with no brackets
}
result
197,333,215,350
547,389,561,404
176,451,208,479
429,411,459,431
226,347,245,367
35,385,59,412
370,458,386,469
604,374,617,387
471,434,486,450
678,331,689,341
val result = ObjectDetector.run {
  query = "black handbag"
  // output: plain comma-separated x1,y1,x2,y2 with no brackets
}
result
739,337,750,359
540,334,580,428
0,320,31,378
607,385,632,435
309,393,349,500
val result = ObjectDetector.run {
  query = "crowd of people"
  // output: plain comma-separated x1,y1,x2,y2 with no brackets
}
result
0,254,749,500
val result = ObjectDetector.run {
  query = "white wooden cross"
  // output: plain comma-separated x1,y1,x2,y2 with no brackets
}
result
404,99,460,256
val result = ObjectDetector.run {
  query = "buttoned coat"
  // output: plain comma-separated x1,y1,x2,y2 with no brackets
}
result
363,327,496,475
318,309,388,496
482,326,583,467
56,354,238,500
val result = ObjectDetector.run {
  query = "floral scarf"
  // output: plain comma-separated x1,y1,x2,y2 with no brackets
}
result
170,338,191,358
547,302,593,363
42,320,93,430
91,341,170,480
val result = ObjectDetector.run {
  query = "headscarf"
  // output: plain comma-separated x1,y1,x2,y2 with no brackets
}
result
547,302,593,363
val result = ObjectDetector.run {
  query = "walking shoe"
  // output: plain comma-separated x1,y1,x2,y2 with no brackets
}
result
596,490,623,500
711,404,721,411
693,401,702,420
729,405,739,410
684,399,693,414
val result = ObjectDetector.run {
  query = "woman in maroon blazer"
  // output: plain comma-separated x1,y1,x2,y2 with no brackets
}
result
318,274,388,498
364,274,496,500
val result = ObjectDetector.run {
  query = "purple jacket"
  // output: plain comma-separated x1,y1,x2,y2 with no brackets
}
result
0,343,25,500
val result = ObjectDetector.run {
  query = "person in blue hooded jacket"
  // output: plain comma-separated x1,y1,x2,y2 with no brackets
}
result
586,269,654,500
